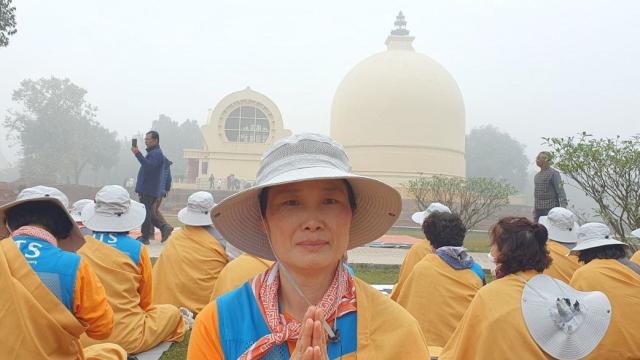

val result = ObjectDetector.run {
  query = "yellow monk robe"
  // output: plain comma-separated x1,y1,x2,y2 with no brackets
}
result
152,225,228,313
631,250,640,264
543,240,581,283
210,253,274,300
189,277,430,359
395,254,482,347
390,241,431,301
0,239,127,360
440,270,553,360
78,236,186,354
570,259,640,359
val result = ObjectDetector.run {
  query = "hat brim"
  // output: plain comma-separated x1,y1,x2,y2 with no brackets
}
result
522,274,611,360
178,207,213,226
0,197,76,239
631,229,640,238
211,166,401,261
571,238,627,253
411,211,426,226
81,201,146,232
539,216,579,244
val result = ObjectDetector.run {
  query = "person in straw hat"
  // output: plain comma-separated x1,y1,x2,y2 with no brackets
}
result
539,207,581,283
569,223,640,358
78,185,188,354
393,211,484,355
389,202,451,301
210,251,274,301
152,191,229,314
630,228,640,265
440,217,556,359
0,185,127,359
70,198,95,236
188,133,430,359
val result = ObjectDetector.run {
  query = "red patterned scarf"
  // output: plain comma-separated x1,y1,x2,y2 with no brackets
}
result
12,226,58,247
239,263,357,359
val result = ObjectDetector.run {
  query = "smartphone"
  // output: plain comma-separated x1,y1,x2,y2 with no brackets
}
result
132,138,137,147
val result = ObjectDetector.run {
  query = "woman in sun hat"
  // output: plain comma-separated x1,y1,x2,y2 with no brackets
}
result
539,207,581,283
70,198,95,236
390,202,451,301
631,228,640,264
188,133,430,359
152,191,229,314
440,217,555,359
78,185,187,354
569,223,640,359
0,185,127,359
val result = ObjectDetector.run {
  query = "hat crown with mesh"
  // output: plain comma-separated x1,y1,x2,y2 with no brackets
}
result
546,207,576,231
256,133,351,185
17,186,69,208
186,191,215,214
94,185,133,216
577,223,612,242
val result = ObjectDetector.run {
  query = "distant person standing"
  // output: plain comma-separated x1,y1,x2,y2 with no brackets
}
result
533,151,568,222
153,157,174,242
131,131,172,244
209,174,215,189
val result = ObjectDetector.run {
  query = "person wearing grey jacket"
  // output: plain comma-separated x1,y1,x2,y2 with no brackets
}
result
533,151,568,222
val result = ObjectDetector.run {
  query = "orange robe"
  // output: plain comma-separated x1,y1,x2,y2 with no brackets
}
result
570,259,640,359
0,238,126,359
152,225,228,313
78,236,185,354
440,270,553,360
210,253,274,300
390,241,431,300
543,240,581,283
189,276,430,359
395,254,482,347
631,250,640,265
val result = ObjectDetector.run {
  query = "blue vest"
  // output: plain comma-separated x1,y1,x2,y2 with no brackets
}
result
470,262,485,283
13,235,80,312
93,232,142,265
217,283,358,359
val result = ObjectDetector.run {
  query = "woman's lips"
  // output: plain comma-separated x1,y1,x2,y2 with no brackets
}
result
296,240,329,250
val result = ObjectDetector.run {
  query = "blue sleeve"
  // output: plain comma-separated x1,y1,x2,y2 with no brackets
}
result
165,166,172,191
135,149,164,169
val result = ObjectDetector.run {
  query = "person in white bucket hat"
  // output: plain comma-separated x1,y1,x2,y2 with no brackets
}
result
152,191,230,314
569,223,640,358
78,185,187,353
539,207,581,283
70,198,95,236
630,228,640,265
390,202,452,301
188,133,430,359
0,186,127,359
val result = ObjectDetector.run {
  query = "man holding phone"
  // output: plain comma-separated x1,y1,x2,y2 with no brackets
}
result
131,131,173,244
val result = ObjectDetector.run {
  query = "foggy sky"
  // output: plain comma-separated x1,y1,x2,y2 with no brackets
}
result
1,0,639,166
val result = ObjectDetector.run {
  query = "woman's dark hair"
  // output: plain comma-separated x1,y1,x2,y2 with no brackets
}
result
259,179,357,217
423,212,466,249
490,216,552,275
6,201,73,239
577,244,628,264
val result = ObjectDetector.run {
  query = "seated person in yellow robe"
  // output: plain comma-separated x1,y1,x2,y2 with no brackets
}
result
569,223,640,359
211,253,274,300
390,202,450,301
0,185,126,359
153,191,229,314
394,211,484,349
631,228,640,264
79,185,187,354
538,207,581,282
188,133,430,359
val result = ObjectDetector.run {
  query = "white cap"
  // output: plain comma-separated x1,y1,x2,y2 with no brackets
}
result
81,185,146,232
522,274,611,360
178,191,216,226
538,207,579,244
571,223,627,253
411,202,451,226
70,199,94,222
631,228,640,238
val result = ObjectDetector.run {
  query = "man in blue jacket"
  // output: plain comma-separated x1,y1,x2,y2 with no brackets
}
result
131,130,173,244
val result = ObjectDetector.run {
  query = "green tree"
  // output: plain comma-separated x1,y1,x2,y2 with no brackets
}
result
404,175,517,230
545,133,640,245
150,114,203,180
4,77,120,184
0,0,17,47
466,125,529,192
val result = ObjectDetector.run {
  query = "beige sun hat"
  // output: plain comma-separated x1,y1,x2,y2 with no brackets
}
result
70,199,94,222
570,223,627,253
81,185,146,232
0,186,75,238
521,274,611,360
410,202,451,226
178,191,216,226
538,207,579,244
211,133,402,261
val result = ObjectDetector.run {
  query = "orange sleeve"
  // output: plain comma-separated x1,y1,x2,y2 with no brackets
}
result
187,301,224,360
137,245,153,311
73,259,114,340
